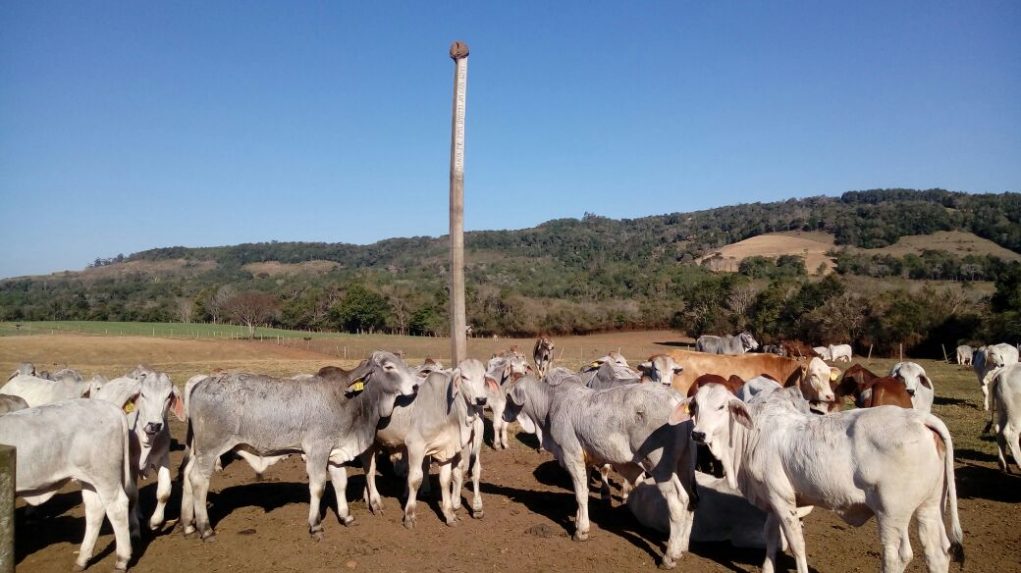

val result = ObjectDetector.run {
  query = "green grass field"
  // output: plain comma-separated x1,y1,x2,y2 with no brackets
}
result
0,320,350,340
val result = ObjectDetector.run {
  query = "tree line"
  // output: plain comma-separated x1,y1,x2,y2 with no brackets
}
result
2,189,1020,356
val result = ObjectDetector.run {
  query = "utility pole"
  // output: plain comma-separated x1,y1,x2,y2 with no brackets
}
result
448,40,469,365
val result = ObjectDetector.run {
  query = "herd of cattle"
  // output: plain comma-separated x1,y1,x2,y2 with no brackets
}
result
1,334,1019,573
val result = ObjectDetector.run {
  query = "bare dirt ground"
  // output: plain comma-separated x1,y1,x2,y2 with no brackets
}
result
2,332,1019,573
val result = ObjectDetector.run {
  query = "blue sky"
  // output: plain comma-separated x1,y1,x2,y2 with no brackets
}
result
1,1,1019,278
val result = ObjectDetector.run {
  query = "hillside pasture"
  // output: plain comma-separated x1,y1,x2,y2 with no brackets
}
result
0,331,1018,573
698,231,837,275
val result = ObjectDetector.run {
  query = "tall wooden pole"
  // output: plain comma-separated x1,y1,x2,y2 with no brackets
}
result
0,445,15,573
449,41,469,365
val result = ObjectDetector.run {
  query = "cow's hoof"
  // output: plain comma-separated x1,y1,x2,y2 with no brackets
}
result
340,515,355,526
72,563,87,572
311,530,325,542
402,516,416,529
471,509,484,520
658,557,677,570
573,531,589,542
113,560,129,572
200,530,216,543
445,517,459,527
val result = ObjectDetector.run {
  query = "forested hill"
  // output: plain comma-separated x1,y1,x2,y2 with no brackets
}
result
4,188,1021,356
128,188,1021,271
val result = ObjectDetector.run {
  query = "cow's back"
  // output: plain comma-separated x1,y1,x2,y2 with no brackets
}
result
668,350,801,395
0,399,126,492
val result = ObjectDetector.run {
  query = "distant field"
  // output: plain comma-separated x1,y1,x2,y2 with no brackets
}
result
0,320,341,340
698,231,837,275
854,230,1021,261
699,229,1020,276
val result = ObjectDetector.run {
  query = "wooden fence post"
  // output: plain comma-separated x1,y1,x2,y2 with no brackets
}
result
0,444,15,573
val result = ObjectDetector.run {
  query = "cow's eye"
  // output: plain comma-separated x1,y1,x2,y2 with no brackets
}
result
717,405,725,411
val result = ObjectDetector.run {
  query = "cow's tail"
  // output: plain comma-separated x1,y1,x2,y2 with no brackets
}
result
178,375,207,480
925,415,964,566
119,408,138,513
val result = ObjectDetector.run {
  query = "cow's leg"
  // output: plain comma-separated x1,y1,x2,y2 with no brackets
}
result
451,453,465,512
769,498,809,573
150,451,173,530
88,481,132,571
438,461,458,526
981,382,990,411
403,445,426,529
305,452,329,541
655,474,690,569
492,401,507,449
361,449,384,514
328,462,355,525
468,424,484,518
915,499,950,573
180,455,196,535
877,514,913,573
564,457,591,541
189,453,218,541
74,487,105,571
761,512,782,573
1002,420,1021,473
598,464,613,502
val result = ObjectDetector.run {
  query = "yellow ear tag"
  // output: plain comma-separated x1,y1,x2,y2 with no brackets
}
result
829,369,840,382
123,402,135,414
590,361,601,368
684,404,691,415
350,380,365,392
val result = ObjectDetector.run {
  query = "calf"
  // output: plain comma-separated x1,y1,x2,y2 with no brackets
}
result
828,343,853,362
685,384,963,573
990,364,1021,473
181,351,418,541
484,352,531,449
0,399,138,571
504,374,697,569
95,367,185,530
363,359,495,526
812,346,832,360
974,343,1019,428
780,340,818,359
696,332,759,355
0,372,105,407
955,344,974,366
637,354,685,388
533,335,555,376
890,362,935,413
835,364,913,410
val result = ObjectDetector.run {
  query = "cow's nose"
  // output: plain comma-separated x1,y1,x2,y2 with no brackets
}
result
691,430,706,443
906,388,915,396
145,422,162,435
475,397,487,406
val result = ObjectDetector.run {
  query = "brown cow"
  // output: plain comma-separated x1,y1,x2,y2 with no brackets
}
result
835,364,913,409
779,340,819,359
685,374,744,398
666,349,804,396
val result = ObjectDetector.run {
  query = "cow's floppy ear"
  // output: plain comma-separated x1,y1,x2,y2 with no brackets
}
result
123,390,142,414
507,383,525,406
451,368,463,391
170,386,186,421
920,374,933,390
728,398,753,429
637,361,652,374
484,375,500,393
668,398,691,425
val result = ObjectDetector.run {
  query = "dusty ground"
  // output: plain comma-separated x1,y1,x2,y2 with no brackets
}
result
2,332,1019,573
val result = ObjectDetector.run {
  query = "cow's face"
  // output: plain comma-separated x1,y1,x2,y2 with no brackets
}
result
638,355,684,387
892,363,932,397
804,357,837,403
739,332,759,352
367,351,419,398
131,370,183,446
453,359,497,414
503,380,527,423
686,384,753,489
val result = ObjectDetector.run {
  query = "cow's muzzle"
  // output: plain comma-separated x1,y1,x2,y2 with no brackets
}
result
475,397,487,407
691,430,706,444
906,388,915,396
145,422,163,435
